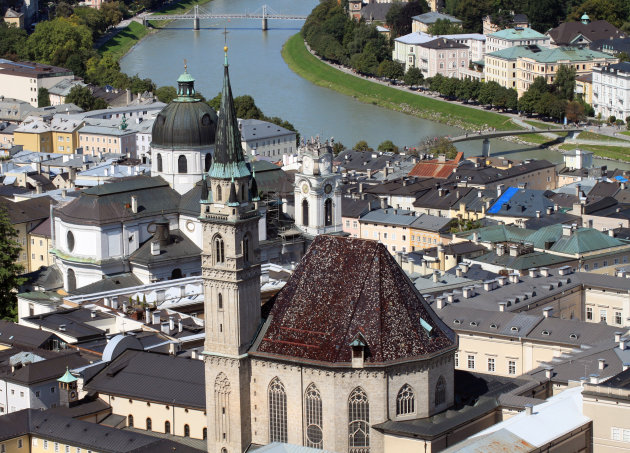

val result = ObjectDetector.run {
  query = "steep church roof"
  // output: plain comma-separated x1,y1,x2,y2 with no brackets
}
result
208,48,250,180
251,236,456,366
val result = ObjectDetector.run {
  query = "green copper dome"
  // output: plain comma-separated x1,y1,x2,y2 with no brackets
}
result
152,67,218,149
58,367,77,384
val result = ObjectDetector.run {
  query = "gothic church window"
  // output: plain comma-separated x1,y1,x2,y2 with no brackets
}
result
435,376,446,407
157,153,163,172
217,185,222,202
243,235,250,263
302,199,309,226
304,384,323,448
215,373,230,443
348,387,370,453
178,155,188,174
396,384,415,416
268,377,287,443
214,236,225,264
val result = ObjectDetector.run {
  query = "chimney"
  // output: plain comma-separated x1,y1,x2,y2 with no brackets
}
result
499,302,506,312
546,206,553,215
497,184,504,197
161,322,170,334
473,232,479,244
509,245,518,257
525,404,533,415
169,316,175,331
61,189,67,198
145,307,151,324
535,210,541,218
432,270,440,283
380,198,387,209
359,182,364,193
543,307,553,318
168,342,176,355
178,318,183,333
460,262,469,273
59,324,66,332
529,268,538,278
609,229,615,237
483,280,495,291
111,296,118,310
151,241,160,256
497,275,507,286
598,359,605,370
539,267,549,277
126,89,132,104
191,349,198,360
436,297,445,309
509,272,519,284
615,332,623,342
447,293,455,303
575,184,581,197
152,310,161,325
180,285,186,297
590,374,600,384
456,267,463,277
122,301,128,312
562,225,572,236
620,338,627,350
496,244,505,256
131,195,138,214
35,182,43,194
545,367,553,379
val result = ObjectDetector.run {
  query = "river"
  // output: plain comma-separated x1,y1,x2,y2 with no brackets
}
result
121,0,627,168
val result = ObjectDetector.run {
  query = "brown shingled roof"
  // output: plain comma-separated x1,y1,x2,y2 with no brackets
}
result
252,236,456,366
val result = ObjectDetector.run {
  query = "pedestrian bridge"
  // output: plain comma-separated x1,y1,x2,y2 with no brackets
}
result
449,128,582,143
142,4,307,30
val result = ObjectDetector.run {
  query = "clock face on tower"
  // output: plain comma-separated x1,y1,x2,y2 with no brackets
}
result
324,184,332,194
302,183,309,194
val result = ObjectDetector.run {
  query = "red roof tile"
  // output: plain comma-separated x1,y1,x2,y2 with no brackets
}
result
252,236,456,365
408,152,463,179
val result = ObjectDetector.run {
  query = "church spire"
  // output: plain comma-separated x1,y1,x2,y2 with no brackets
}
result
209,46,250,180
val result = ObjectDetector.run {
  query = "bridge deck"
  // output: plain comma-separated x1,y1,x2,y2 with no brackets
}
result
449,128,582,143
146,14,307,20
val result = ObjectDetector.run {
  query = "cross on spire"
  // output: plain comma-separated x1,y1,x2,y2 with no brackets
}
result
184,58,187,72
222,27,229,44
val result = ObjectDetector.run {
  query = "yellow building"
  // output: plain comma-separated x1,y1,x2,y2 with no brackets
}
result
3,8,24,28
13,120,52,153
28,218,53,271
576,73,592,105
50,116,82,154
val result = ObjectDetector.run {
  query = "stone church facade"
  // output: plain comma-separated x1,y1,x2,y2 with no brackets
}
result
202,48,457,453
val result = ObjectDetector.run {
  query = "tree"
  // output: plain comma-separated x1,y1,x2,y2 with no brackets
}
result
554,64,577,101
23,18,93,68
85,54,121,87
100,1,125,28
430,137,458,159
618,52,630,62
377,60,404,80
403,67,424,86
155,86,177,103
0,206,25,320
0,23,27,60
565,101,585,123
66,85,107,111
332,141,346,155
38,88,50,108
354,140,373,151
72,7,107,38
386,0,429,37
128,75,155,95
378,140,399,153
454,0,493,33
609,115,617,124
567,0,628,28
427,18,462,35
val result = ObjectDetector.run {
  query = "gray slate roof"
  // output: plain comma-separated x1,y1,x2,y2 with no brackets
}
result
85,349,205,408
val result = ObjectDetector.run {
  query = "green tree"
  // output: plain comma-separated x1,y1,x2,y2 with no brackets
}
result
23,18,93,68
518,76,549,114
66,85,104,111
354,140,373,151
454,0,493,33
377,60,404,80
54,1,75,18
378,140,399,153
155,86,177,103
567,0,628,28
617,52,630,62
350,51,379,75
0,23,27,60
524,0,565,32
427,18,462,35
0,206,25,320
38,88,50,108
403,67,424,86
72,7,107,38
565,100,585,123
128,75,156,94
234,95,264,119
430,137,458,159
85,54,121,86
100,1,124,28
332,141,346,155
386,0,430,37
554,64,577,101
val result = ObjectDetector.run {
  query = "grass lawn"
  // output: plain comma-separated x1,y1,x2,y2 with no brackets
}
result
282,33,520,132
99,21,149,60
577,131,629,143
560,143,630,162
622,131,630,137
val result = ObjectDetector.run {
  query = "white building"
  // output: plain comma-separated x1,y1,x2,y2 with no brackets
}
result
293,137,342,236
238,118,296,161
0,60,74,108
78,123,137,157
485,27,550,54
592,62,630,121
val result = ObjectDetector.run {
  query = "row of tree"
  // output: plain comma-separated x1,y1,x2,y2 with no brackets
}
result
425,74,519,111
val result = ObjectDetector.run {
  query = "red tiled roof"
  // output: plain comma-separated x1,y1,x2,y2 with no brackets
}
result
408,152,463,179
252,236,456,365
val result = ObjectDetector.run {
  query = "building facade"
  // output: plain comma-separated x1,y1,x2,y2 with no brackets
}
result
592,62,630,121
0,61,73,108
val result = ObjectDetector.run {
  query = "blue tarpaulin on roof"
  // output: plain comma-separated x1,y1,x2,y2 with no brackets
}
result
488,187,519,214
615,175,628,183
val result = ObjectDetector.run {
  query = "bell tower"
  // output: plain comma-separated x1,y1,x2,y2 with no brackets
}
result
202,46,260,453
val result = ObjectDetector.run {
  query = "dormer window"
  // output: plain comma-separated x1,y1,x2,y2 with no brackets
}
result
349,332,368,368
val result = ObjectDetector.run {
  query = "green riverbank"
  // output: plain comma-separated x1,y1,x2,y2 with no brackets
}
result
281,33,520,132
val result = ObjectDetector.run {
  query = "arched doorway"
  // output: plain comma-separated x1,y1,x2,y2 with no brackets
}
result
171,268,183,279
302,199,309,227
324,198,333,227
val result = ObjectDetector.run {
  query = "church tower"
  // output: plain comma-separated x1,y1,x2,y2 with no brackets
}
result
202,46,261,453
294,137,342,236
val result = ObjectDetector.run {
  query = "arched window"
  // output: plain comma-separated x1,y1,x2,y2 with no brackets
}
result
165,421,171,434
205,153,212,172
268,377,287,443
302,199,309,226
243,235,250,263
171,268,182,279
396,384,415,416
435,376,446,407
184,424,190,437
214,236,225,264
218,293,223,310
146,418,152,431
67,230,75,252
203,428,208,440
215,373,231,443
348,387,369,453
157,153,163,172
178,155,188,174
67,269,76,292
324,198,333,227
128,415,134,427
216,184,222,202
304,384,323,448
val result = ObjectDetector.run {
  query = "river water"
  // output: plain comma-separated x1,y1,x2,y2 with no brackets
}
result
121,0,627,168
